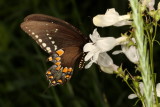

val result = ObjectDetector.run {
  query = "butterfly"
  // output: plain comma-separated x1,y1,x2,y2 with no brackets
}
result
20,14,88,86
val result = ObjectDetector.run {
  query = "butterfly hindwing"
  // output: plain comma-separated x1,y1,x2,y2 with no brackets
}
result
20,14,87,86
46,47,83,86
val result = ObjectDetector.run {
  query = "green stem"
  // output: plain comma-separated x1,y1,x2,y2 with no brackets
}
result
151,22,158,105
129,0,154,106
125,80,136,94
146,26,158,105
152,22,157,43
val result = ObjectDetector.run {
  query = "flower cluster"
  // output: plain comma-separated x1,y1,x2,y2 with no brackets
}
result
83,8,139,74
83,0,160,104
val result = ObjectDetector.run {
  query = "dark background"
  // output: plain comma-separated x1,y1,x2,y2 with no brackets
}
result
0,0,160,107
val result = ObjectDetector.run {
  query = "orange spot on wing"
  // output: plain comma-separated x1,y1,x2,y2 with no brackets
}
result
56,49,64,56
65,75,71,79
62,67,68,73
56,65,61,70
55,57,61,61
46,71,51,75
68,68,73,72
49,76,53,79
57,79,62,83
55,61,61,66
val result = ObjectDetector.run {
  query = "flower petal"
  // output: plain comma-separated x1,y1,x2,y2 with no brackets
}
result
90,28,100,42
139,82,144,95
100,64,118,74
112,50,123,55
147,0,155,11
158,2,160,10
96,37,117,52
156,83,160,97
84,51,95,61
116,36,128,44
141,0,155,11
113,20,132,26
122,45,139,63
92,51,101,62
100,66,114,74
85,60,94,69
128,94,137,99
83,43,96,52
97,52,113,67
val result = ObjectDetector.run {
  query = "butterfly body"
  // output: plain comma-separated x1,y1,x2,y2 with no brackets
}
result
21,14,87,86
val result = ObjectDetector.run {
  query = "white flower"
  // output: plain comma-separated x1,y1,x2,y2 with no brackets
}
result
83,29,127,70
113,38,139,64
156,83,160,97
100,65,118,74
98,52,119,74
85,51,118,74
141,0,155,11
158,2,160,10
148,0,155,10
128,82,160,99
93,8,131,27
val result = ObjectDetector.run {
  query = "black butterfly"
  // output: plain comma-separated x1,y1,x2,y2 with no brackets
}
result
20,14,88,86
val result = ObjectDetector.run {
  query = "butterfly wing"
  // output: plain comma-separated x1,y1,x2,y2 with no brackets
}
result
21,14,87,53
21,14,87,86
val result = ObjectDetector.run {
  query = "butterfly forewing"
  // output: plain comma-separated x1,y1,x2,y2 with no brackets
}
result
21,14,87,86
21,21,84,53
23,14,81,33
